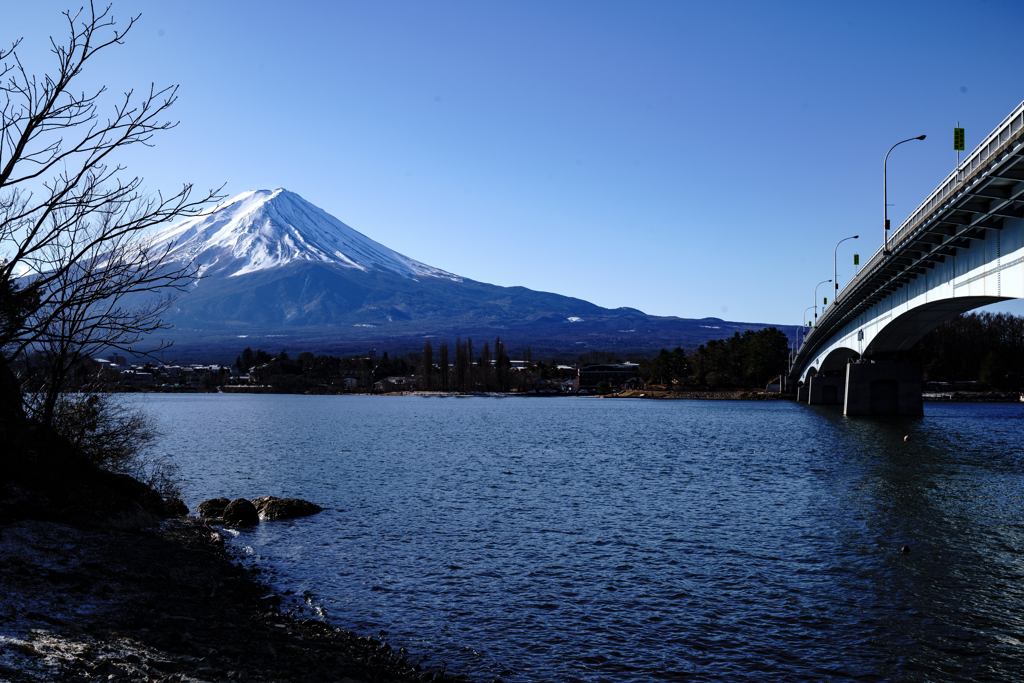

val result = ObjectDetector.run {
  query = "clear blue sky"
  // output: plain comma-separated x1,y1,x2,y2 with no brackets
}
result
7,1,1024,324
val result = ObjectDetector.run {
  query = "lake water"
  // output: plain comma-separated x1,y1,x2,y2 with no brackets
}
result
141,394,1024,682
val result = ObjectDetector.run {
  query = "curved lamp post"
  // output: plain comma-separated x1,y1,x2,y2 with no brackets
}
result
814,279,831,323
800,304,816,346
884,135,927,254
833,235,859,303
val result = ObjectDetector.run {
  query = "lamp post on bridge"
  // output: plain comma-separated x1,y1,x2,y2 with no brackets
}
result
833,235,859,304
814,279,831,324
800,305,815,346
884,135,927,255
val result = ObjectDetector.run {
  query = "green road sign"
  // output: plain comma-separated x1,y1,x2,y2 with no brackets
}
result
823,297,828,305
854,253,859,266
954,127,965,151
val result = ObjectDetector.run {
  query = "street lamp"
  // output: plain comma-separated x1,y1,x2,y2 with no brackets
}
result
800,305,815,345
814,279,831,322
884,135,927,254
834,235,859,303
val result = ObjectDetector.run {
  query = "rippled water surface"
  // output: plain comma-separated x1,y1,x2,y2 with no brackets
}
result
142,395,1024,681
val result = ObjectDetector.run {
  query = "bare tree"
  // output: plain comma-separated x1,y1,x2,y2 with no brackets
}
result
0,3,222,426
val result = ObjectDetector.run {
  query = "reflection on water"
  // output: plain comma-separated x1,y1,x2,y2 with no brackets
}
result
144,395,1024,681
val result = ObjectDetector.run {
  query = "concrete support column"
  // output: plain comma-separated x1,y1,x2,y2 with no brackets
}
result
797,384,809,402
843,362,923,416
808,375,846,405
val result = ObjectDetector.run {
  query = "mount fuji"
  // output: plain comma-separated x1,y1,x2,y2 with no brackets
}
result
153,189,460,282
143,189,788,359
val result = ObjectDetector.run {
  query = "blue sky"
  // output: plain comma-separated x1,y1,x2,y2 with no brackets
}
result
7,1,1024,325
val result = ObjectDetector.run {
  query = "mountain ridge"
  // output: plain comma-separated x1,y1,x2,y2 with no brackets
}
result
137,189,794,359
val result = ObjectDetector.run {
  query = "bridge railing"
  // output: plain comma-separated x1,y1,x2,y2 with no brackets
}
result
889,99,1024,250
826,99,1024,315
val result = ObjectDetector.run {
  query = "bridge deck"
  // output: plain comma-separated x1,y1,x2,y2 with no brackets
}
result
791,100,1024,379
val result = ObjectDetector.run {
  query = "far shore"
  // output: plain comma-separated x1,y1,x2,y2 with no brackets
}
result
85,387,1024,403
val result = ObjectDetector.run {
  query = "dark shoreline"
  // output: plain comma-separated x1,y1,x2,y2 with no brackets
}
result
606,389,785,400
921,391,1023,402
0,515,469,683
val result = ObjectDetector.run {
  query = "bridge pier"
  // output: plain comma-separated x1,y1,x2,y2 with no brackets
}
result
808,375,845,405
843,362,923,416
797,384,809,402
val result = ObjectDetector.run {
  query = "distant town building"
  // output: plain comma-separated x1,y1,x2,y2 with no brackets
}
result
577,363,640,391
374,376,416,392
122,371,154,384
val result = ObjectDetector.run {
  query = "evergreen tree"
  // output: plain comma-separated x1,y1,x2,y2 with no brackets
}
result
479,342,492,390
422,340,434,390
237,347,255,373
494,336,511,391
453,337,467,392
439,342,449,391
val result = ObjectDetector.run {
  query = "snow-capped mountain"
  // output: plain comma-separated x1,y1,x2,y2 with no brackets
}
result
150,188,460,282
138,188,792,359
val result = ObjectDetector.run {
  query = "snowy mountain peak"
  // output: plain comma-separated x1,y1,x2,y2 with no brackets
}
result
149,188,461,281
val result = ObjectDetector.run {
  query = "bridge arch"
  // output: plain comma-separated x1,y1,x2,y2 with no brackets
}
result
801,365,818,384
798,294,1013,384
864,295,1011,355
819,346,859,374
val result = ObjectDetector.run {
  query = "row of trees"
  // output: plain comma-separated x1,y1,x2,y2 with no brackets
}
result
238,347,412,391
914,312,1024,389
421,337,513,392
638,327,790,389
417,328,791,393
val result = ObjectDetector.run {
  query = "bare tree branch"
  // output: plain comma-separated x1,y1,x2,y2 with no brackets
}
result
0,2,224,427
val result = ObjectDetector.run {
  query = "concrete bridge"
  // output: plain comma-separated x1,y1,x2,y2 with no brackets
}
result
790,100,1024,415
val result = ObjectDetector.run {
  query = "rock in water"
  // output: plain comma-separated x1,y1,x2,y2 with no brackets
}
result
196,497,231,518
250,496,323,521
165,498,189,517
222,498,260,526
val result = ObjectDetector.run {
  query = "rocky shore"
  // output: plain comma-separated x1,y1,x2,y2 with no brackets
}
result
0,382,473,683
0,513,469,683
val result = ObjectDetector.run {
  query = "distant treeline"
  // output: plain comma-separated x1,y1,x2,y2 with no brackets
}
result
236,347,412,392
236,336,534,393
229,312,1024,394
638,327,790,390
914,312,1024,389
234,327,794,393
